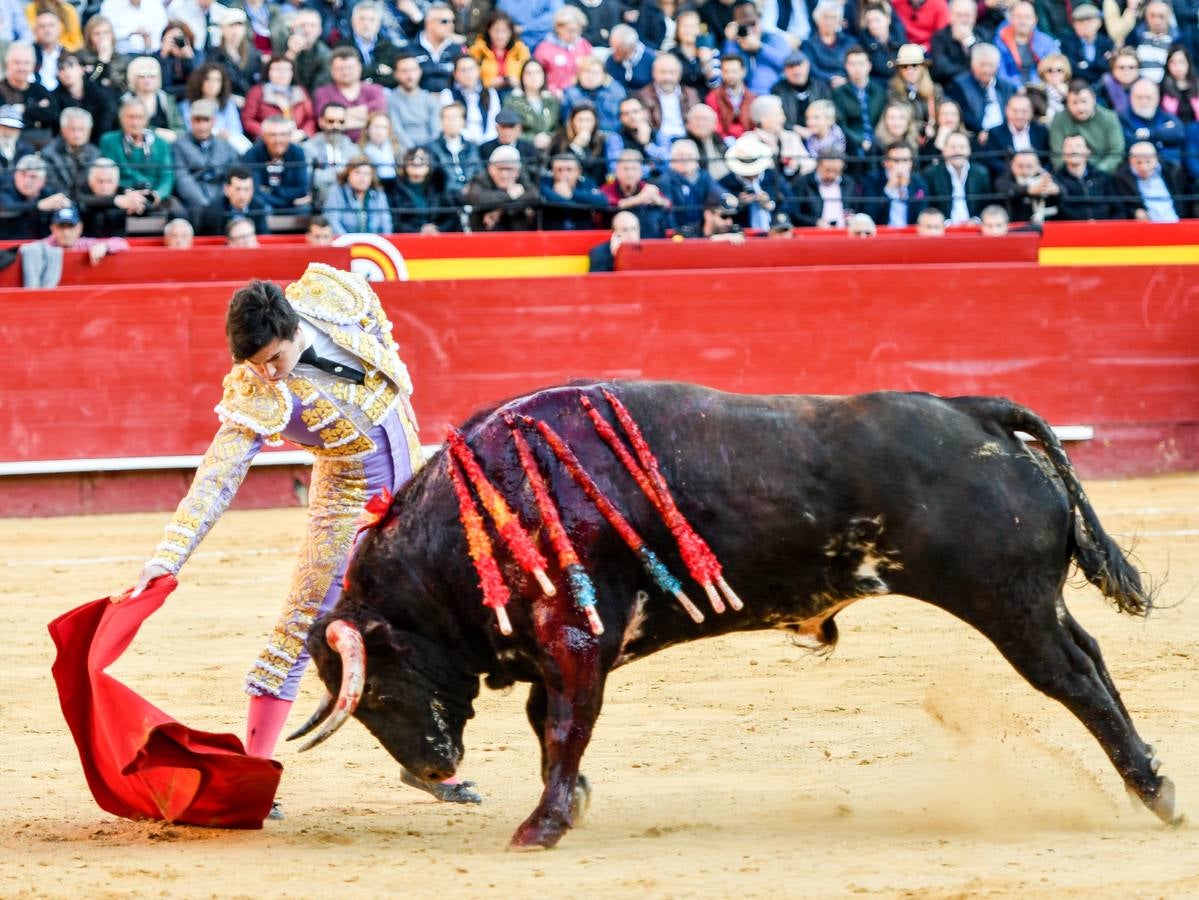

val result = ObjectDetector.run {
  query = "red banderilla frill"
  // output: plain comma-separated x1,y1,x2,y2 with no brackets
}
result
505,414,604,636
446,427,556,598
596,388,744,613
446,452,513,635
519,415,704,624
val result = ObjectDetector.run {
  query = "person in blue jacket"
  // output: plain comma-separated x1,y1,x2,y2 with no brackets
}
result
324,155,394,234
241,115,312,213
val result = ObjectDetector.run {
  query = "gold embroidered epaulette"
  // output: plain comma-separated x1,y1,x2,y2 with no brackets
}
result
214,365,291,447
286,263,413,398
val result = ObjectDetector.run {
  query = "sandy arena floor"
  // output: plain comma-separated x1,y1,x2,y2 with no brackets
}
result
1,475,1197,898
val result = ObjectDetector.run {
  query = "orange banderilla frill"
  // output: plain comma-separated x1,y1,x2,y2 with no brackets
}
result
446,427,556,599
447,451,514,635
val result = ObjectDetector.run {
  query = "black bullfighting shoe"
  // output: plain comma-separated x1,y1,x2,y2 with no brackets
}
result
400,769,483,804
267,801,284,821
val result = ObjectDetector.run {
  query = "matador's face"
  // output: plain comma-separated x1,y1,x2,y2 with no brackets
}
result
246,326,304,382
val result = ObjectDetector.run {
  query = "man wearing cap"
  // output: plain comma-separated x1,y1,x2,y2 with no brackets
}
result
772,51,831,130
722,0,791,94
0,41,60,137
464,143,541,230
719,132,791,230
480,109,542,180
995,1,1059,86
929,0,984,87
0,102,34,192
0,153,71,238
889,0,949,52
1059,3,1112,87
40,204,129,258
673,191,749,242
172,97,241,213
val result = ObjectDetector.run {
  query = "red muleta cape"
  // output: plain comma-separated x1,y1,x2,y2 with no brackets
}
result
48,576,282,828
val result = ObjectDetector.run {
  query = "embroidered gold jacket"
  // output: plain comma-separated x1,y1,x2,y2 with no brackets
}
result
149,264,424,574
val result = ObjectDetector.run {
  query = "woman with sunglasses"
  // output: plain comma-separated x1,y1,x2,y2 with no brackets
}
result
1033,53,1072,123
887,44,943,143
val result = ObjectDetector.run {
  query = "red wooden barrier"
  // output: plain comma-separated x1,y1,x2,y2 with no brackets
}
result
1,263,1193,465
0,245,351,288
614,233,1040,270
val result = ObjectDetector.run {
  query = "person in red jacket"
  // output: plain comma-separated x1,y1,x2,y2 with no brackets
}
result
705,54,757,140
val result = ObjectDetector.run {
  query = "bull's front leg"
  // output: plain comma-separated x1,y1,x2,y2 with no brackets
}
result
511,625,603,850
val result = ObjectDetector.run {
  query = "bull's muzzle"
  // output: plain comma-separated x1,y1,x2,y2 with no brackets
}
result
288,619,366,752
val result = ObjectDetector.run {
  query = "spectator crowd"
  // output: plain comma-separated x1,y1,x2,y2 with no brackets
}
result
2,0,1198,247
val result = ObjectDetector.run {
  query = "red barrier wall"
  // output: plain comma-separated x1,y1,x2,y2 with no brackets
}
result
614,233,1039,270
2,262,1194,475
0,245,351,289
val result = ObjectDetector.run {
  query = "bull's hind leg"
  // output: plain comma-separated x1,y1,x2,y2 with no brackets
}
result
969,593,1179,825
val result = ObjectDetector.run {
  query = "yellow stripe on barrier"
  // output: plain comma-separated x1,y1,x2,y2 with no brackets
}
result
1039,245,1199,266
406,255,591,280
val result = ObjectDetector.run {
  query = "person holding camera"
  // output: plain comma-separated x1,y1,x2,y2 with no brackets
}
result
97,96,176,209
157,21,198,99
722,0,790,94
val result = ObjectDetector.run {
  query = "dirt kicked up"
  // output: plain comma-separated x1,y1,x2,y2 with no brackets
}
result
1,475,1196,898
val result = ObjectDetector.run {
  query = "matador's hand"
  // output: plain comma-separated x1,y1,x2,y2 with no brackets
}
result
122,563,171,601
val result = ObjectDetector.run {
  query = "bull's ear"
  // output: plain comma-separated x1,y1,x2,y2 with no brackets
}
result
361,616,412,656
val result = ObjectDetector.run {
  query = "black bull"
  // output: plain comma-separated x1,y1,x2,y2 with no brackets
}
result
297,381,1179,849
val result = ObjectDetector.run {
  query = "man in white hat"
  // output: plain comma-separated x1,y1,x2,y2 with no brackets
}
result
464,143,541,230
718,132,791,230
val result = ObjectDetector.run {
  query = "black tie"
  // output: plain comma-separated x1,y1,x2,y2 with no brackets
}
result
299,345,366,384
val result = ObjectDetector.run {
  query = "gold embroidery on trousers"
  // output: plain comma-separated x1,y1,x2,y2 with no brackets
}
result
245,456,369,697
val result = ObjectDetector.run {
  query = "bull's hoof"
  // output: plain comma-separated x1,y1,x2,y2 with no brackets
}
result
508,813,569,850
400,769,483,804
571,775,592,824
1148,776,1184,827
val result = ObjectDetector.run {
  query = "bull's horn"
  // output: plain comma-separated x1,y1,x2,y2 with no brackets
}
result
286,691,335,742
297,619,366,753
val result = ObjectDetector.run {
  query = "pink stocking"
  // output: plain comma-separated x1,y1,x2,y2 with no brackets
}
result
245,695,293,759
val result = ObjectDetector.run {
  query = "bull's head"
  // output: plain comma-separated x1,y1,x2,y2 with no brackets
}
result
291,616,479,782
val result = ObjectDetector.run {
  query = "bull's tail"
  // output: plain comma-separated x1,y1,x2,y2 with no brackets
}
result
956,396,1152,617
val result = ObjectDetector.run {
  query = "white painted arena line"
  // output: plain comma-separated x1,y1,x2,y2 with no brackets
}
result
6,547,289,568
1111,529,1199,538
